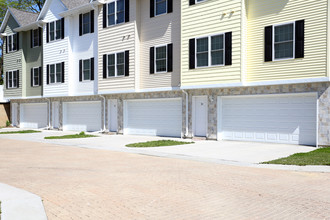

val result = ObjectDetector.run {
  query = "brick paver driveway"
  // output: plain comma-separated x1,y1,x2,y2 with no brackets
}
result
0,139,329,219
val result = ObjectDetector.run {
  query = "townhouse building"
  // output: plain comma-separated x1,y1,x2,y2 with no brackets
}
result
1,0,330,147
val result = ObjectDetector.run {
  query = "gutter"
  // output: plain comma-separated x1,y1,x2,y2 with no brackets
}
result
14,20,45,32
182,90,189,138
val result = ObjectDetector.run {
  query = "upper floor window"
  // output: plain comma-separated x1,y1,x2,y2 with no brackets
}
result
31,28,42,48
47,18,64,43
155,45,167,72
47,62,64,84
7,33,18,52
156,0,167,16
102,51,129,78
150,0,172,18
79,58,95,81
189,32,232,69
150,44,173,74
264,20,304,62
31,67,42,87
189,0,207,5
108,0,125,26
79,11,94,36
6,70,18,89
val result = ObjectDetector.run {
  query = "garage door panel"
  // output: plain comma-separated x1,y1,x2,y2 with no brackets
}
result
220,94,317,146
21,103,47,129
125,99,182,137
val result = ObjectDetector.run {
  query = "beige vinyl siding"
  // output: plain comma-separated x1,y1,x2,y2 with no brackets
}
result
246,0,328,81
139,0,181,89
181,0,242,86
98,1,136,92
3,16,23,98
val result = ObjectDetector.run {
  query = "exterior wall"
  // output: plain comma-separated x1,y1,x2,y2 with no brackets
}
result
0,103,10,127
98,1,136,93
181,0,243,86
69,8,98,96
139,0,181,89
42,0,69,97
246,0,328,81
3,15,23,98
23,30,43,97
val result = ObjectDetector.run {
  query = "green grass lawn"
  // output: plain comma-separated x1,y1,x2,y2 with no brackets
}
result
0,130,41,134
126,140,193,148
262,147,330,166
44,132,98,139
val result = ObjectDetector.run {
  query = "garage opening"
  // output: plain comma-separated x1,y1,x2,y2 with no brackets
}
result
20,103,48,129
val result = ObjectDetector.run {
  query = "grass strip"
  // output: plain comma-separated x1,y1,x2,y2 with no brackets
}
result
126,140,193,148
45,132,97,139
0,130,41,134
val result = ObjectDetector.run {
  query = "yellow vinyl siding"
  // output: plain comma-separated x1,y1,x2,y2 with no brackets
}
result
246,0,328,82
181,0,242,86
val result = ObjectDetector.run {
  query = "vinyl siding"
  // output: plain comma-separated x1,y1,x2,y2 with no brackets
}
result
24,30,43,97
42,0,69,97
139,0,181,89
246,0,328,81
98,1,136,92
181,0,242,86
3,16,23,98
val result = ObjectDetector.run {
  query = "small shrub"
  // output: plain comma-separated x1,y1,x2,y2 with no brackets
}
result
79,131,85,136
6,120,10,127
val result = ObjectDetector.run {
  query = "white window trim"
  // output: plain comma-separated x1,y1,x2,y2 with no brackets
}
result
32,29,39,48
82,12,91,35
195,33,225,68
155,0,167,17
7,70,18,89
107,51,126,78
154,44,168,74
272,21,295,61
195,0,207,4
49,63,63,84
48,20,62,42
82,59,91,81
32,67,40,87
107,0,125,27
7,33,17,53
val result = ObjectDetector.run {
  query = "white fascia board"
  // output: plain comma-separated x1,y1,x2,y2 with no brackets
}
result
59,1,100,17
14,20,45,32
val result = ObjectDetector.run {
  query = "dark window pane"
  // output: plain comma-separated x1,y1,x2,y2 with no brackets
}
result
275,24,294,43
211,35,223,50
211,51,224,65
156,0,167,15
275,41,294,59
197,37,208,52
197,52,208,67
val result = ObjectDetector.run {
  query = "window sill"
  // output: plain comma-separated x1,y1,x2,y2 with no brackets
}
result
106,75,127,79
154,12,168,18
105,22,128,29
272,57,295,62
6,87,18,90
48,39,64,43
48,82,63,85
195,64,225,69
32,85,41,87
7,50,18,53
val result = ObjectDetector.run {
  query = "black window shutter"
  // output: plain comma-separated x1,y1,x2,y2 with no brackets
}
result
61,62,65,83
17,70,19,88
225,32,232,66
125,0,129,22
79,60,82,81
30,30,33,48
189,0,195,6
46,23,49,43
38,27,42,46
61,18,65,39
168,0,173,13
16,33,19,50
295,20,304,59
125,50,129,76
91,10,95,33
91,58,95,80
47,65,49,84
5,37,8,53
39,67,42,86
31,68,33,87
6,72,8,89
103,4,107,28
150,0,154,18
103,54,107,78
189,38,195,69
150,47,155,74
167,43,173,72
265,25,273,62
79,14,82,36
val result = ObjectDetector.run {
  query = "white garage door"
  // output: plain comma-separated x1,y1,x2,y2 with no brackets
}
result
218,93,317,146
124,98,182,137
20,103,48,129
63,101,101,132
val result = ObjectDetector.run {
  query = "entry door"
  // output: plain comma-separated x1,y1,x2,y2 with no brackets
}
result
52,102,60,129
12,103,18,126
193,96,208,137
108,99,118,132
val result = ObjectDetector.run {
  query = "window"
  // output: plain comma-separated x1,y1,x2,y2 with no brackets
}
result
196,34,224,67
83,59,91,80
7,34,17,52
189,0,207,5
32,67,40,86
48,19,63,42
83,12,91,34
107,52,125,77
107,0,125,26
32,29,40,47
274,23,294,60
155,46,167,73
49,63,63,83
7,71,18,88
155,0,167,16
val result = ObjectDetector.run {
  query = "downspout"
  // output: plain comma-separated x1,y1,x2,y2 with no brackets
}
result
99,95,106,132
182,90,189,138
45,98,51,129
